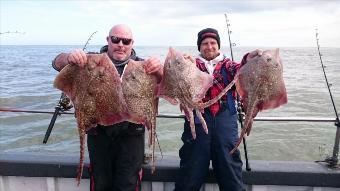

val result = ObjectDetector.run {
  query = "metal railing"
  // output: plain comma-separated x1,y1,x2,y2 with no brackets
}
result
1,108,337,122
0,108,338,168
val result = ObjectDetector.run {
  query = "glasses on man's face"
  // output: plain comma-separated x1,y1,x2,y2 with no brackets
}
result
110,36,132,45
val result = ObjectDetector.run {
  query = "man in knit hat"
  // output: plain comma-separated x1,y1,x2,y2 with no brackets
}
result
174,28,262,191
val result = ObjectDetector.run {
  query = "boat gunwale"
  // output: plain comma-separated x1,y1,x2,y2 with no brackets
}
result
0,152,339,188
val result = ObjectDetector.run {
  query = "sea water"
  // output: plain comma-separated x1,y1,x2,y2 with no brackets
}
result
0,45,339,162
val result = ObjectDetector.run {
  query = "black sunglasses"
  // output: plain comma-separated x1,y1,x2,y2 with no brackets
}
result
110,36,132,45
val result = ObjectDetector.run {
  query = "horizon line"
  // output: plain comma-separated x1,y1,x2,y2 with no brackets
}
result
1,44,339,48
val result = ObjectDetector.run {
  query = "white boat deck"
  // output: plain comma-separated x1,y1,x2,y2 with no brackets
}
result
0,153,339,191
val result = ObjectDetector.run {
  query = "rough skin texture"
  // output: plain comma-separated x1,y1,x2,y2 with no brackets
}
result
200,49,287,154
53,53,128,185
121,59,159,172
231,49,287,153
159,47,214,139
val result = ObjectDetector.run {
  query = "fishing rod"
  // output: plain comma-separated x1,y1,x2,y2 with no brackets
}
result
0,31,26,35
315,28,340,168
82,31,98,51
43,31,98,144
225,13,251,171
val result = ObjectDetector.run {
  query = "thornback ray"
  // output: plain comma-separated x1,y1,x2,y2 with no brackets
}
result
230,48,287,153
158,47,213,139
200,49,288,154
121,59,159,172
53,53,128,185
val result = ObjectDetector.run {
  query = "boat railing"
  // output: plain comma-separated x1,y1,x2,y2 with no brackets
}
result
158,113,338,122
0,108,339,167
0,108,338,122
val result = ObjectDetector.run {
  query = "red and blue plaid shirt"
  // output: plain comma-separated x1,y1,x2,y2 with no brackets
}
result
196,54,248,116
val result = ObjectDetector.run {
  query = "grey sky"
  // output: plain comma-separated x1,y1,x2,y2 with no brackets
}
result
1,0,339,47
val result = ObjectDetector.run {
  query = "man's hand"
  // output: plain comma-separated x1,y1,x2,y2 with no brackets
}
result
67,49,87,67
144,57,163,83
246,49,263,62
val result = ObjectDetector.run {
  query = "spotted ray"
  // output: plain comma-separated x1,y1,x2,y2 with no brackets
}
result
158,47,214,139
200,49,287,153
121,59,159,172
53,53,128,185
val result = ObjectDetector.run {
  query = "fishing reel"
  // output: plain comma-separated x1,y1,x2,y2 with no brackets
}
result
58,93,73,111
236,99,245,122
43,92,73,144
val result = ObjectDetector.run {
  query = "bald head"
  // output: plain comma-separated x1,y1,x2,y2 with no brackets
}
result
106,24,134,61
109,24,133,39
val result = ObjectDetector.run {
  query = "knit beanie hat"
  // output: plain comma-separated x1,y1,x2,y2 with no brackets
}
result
197,28,221,51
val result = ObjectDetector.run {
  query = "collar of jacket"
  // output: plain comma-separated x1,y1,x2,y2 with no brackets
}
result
197,52,225,74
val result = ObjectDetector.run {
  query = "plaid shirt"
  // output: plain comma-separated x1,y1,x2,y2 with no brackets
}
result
196,54,248,116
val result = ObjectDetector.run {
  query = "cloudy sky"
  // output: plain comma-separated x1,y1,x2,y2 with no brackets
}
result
1,0,339,47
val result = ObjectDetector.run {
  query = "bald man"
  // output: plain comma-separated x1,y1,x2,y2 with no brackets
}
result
52,24,163,191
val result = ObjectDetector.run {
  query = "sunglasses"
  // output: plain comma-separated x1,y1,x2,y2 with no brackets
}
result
110,36,132,45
